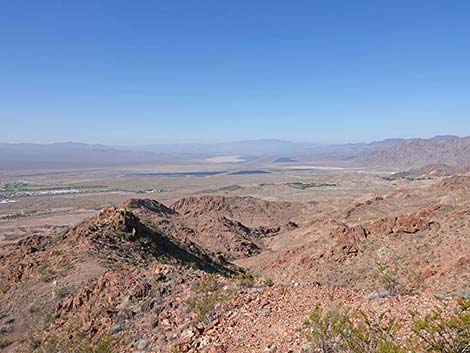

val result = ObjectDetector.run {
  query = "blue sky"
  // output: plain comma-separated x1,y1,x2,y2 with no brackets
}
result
1,1,469,144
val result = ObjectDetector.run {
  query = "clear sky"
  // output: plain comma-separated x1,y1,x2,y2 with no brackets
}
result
1,1,469,144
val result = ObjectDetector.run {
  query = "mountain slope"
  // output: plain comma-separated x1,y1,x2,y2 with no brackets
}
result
390,163,470,179
365,137,470,169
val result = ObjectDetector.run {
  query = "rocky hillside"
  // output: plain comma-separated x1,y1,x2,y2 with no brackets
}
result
238,177,470,296
0,202,245,352
171,195,302,228
390,163,470,179
0,187,468,352
365,136,470,169
127,197,298,260
0,196,304,352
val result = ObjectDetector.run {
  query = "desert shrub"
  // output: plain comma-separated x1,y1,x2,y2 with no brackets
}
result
53,285,72,299
264,277,274,287
36,261,58,283
186,275,230,324
0,337,12,349
375,262,404,296
22,301,58,350
299,305,343,352
239,272,255,287
411,298,470,353
301,299,470,353
299,305,404,353
188,261,199,270
0,281,9,294
33,319,115,353
22,313,118,353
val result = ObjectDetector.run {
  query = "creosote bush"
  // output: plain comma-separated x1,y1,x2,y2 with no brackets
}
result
31,319,116,353
239,272,255,287
411,298,470,353
186,275,231,324
375,262,404,296
300,299,470,353
299,305,404,353
264,277,274,287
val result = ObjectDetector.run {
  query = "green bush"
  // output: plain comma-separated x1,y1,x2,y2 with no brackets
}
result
375,262,404,296
239,272,255,288
53,285,71,299
411,298,470,353
299,305,404,353
301,299,470,353
37,333,113,353
186,275,230,324
264,277,274,287
27,318,116,353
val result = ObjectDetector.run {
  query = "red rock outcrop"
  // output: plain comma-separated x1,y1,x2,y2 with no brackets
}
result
368,204,440,236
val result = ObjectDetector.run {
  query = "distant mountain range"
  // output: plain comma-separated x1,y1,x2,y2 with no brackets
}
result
0,142,182,170
115,139,322,156
1,135,469,171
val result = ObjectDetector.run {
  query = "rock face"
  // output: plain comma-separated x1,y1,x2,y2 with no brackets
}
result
52,263,228,352
368,204,440,236
190,216,263,259
345,196,385,219
329,223,368,261
237,192,469,295
0,199,246,353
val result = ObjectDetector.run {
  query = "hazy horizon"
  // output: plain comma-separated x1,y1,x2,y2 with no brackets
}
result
0,133,467,147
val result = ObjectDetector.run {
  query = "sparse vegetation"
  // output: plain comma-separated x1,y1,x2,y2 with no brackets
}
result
188,261,199,270
0,337,12,349
29,319,116,353
300,299,470,353
288,182,337,190
411,298,470,353
299,305,404,353
375,262,405,296
239,272,255,287
37,261,57,283
186,275,231,324
53,285,72,299
264,277,274,287
0,283,10,294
